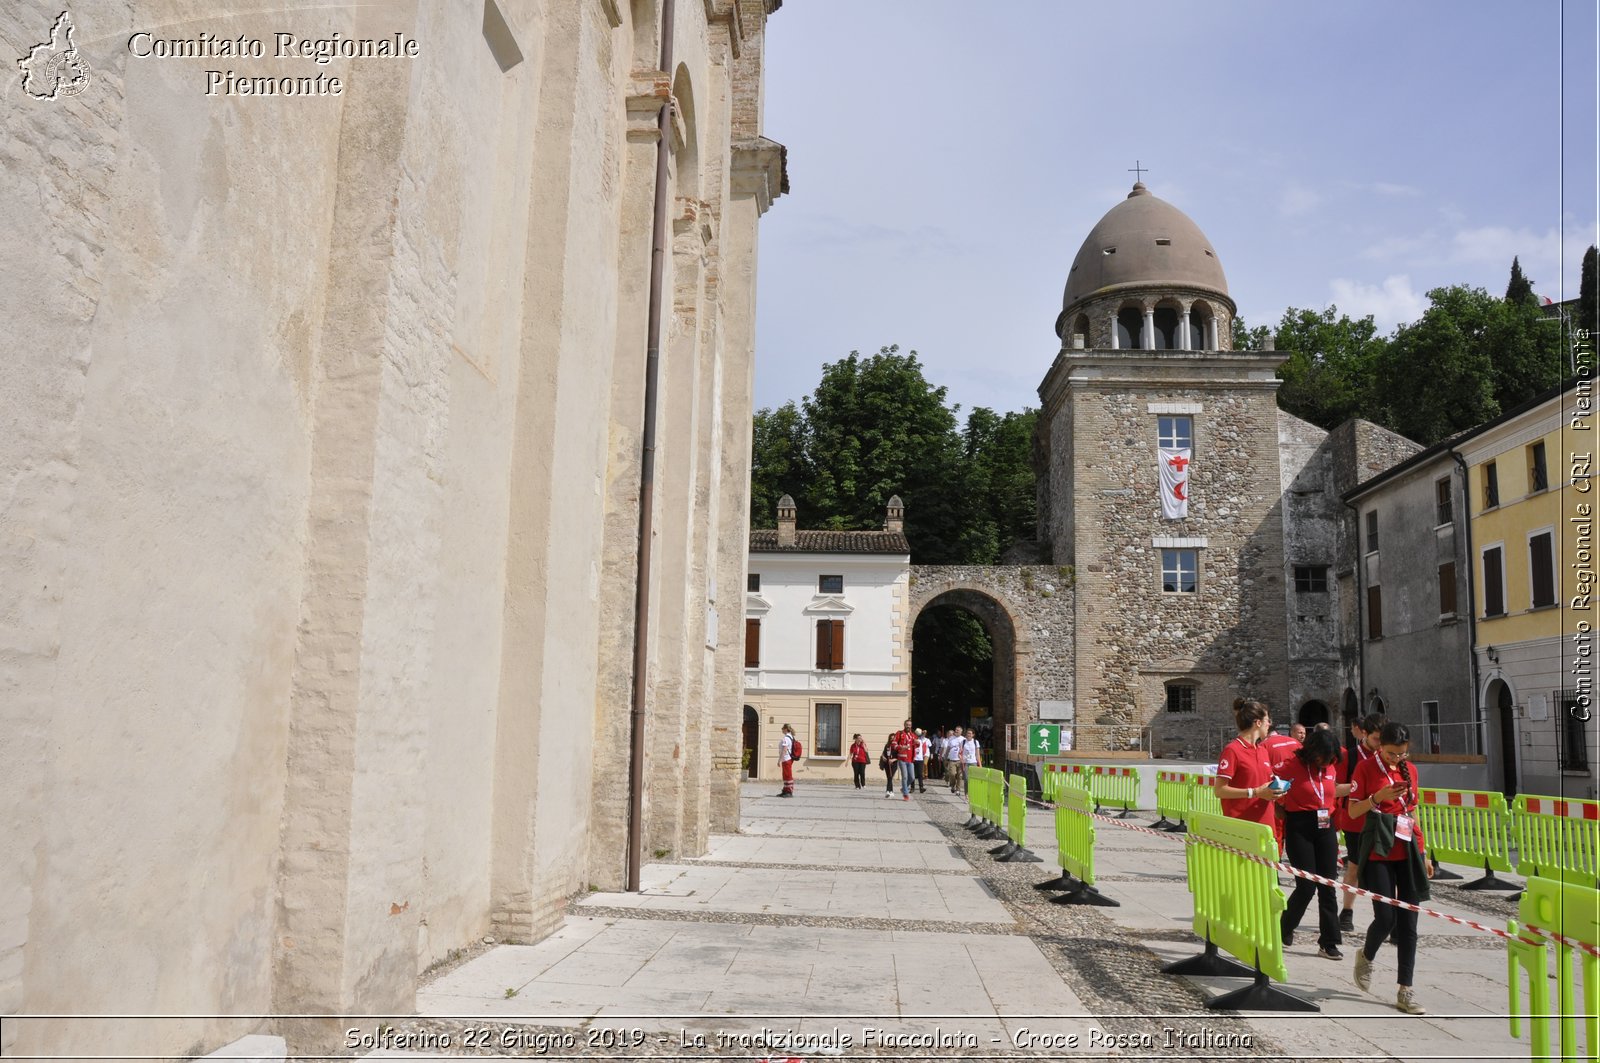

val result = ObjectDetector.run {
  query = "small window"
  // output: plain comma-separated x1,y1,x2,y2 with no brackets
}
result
1161,549,1198,593
1294,565,1329,593
1529,442,1548,493
1165,683,1197,713
1483,546,1505,617
818,574,843,594
1155,238,1172,246
1103,246,1117,255
1484,461,1500,509
744,618,761,668
1365,510,1379,554
1435,478,1453,526
1438,561,1457,616
747,573,760,592
1367,585,1383,639
814,703,843,757
1561,694,1591,771
815,618,845,670
1530,532,1556,608
1157,415,1193,451
1116,307,1143,348
1422,701,1442,755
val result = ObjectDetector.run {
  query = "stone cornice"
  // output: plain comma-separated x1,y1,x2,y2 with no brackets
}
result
625,72,672,143
730,136,787,214
1038,349,1286,412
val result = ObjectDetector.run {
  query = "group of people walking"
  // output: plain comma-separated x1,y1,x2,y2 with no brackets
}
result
1215,698,1430,1016
842,722,983,799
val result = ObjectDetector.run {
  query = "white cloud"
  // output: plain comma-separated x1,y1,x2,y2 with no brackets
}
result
1369,181,1422,197
1279,182,1322,217
1328,275,1428,330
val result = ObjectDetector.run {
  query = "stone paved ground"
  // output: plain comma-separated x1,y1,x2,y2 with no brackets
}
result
371,781,1555,1062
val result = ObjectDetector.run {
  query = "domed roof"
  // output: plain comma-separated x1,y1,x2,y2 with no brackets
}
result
1061,183,1229,314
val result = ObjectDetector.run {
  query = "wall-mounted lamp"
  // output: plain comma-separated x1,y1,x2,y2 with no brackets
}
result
1486,645,1500,663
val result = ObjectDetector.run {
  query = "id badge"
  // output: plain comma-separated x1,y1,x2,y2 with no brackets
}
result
1316,808,1331,830
1395,814,1413,842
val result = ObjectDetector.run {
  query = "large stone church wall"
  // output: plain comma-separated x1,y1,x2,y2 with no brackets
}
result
1,1,776,1058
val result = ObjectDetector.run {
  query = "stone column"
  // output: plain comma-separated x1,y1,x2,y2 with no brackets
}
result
1180,307,1192,351
1142,305,1156,351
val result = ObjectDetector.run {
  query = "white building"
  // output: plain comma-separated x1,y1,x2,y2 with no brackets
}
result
743,496,912,782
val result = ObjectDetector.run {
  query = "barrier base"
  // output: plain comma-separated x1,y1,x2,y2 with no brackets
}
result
988,841,1018,857
1162,939,1253,978
1032,872,1074,891
1150,816,1172,829
1459,868,1521,892
1052,882,1119,907
1164,819,1188,834
1206,970,1319,1013
1430,863,1462,881
962,815,980,829
999,847,1042,863
1116,808,1136,819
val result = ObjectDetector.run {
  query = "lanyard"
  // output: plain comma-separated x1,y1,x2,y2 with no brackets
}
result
1309,770,1326,807
1379,761,1413,813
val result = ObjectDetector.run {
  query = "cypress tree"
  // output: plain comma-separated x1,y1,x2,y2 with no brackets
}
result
1505,256,1536,307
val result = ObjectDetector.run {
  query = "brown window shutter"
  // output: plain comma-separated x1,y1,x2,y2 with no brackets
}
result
816,619,830,670
1438,562,1457,615
1367,586,1383,639
831,620,845,671
744,618,760,668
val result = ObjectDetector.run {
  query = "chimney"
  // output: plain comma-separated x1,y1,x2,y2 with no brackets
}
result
776,493,797,547
884,494,904,533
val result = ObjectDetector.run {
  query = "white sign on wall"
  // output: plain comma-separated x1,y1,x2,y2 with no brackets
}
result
1039,699,1074,721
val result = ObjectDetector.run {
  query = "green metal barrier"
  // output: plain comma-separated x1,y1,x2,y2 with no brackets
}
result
1049,786,1116,906
1162,812,1316,1012
997,772,1042,862
1507,876,1600,1061
1088,764,1140,817
1416,788,1518,890
1153,770,1194,832
1189,773,1223,818
1513,795,1600,890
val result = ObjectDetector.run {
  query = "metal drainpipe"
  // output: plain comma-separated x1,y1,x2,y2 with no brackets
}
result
1451,450,1483,755
628,0,676,894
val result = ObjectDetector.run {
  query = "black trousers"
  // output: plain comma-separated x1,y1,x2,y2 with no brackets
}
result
1361,857,1422,985
884,764,897,791
852,762,866,787
1281,811,1341,948
914,761,925,788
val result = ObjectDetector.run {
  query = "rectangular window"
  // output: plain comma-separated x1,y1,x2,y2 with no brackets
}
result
1157,415,1193,450
1365,510,1379,554
1422,701,1441,755
744,618,760,668
1165,684,1196,713
1530,532,1556,608
1482,546,1505,617
747,573,760,592
1161,548,1198,593
1529,441,1548,492
1438,561,1457,616
1435,478,1453,526
1367,585,1383,639
1484,461,1499,508
818,574,844,594
1561,694,1591,771
815,618,845,670
814,703,843,757
1294,565,1329,593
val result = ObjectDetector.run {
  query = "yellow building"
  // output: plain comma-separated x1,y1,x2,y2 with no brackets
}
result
1461,379,1596,799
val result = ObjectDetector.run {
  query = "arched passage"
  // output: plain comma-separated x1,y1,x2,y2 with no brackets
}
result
1298,699,1330,728
909,586,1022,748
742,706,759,779
1483,677,1518,797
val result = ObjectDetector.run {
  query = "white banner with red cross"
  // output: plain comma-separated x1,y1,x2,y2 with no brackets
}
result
1159,447,1191,519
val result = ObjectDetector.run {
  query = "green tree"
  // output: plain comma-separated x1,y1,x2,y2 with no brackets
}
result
1271,306,1387,429
1580,245,1598,342
749,401,806,526
1231,315,1271,352
1505,256,1537,308
959,407,1038,562
1486,294,1565,409
799,345,971,562
910,607,993,728
1372,286,1500,444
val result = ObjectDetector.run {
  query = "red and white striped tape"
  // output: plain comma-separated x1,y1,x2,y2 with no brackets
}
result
1520,797,1600,821
1421,789,1493,809
1044,799,1600,959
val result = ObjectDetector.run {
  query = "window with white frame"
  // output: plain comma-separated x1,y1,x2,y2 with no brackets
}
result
814,703,843,757
1161,548,1198,593
1158,415,1193,451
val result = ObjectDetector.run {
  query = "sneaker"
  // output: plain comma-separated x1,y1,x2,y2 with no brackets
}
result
884,791,892,799
1339,910,1355,933
903,794,910,801
1395,986,1425,1014
1353,951,1372,993
1281,928,1295,947
1317,945,1343,961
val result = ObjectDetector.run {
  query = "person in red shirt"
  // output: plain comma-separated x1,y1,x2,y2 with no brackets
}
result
891,720,917,801
1347,721,1433,1015
1261,723,1303,772
1215,699,1284,836
848,733,869,790
1334,713,1384,932
1277,729,1349,959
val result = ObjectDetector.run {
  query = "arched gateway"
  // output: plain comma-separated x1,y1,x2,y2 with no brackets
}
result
909,566,1077,749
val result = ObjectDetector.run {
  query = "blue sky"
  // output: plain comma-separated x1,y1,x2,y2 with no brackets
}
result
753,0,1599,417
